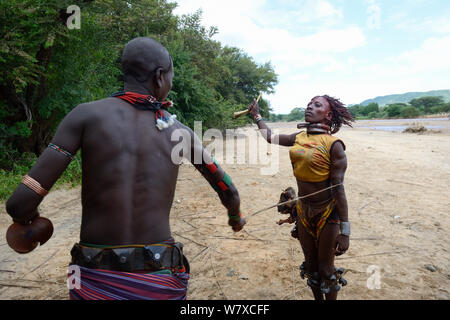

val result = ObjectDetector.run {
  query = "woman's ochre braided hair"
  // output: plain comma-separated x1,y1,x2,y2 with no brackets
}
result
318,95,355,134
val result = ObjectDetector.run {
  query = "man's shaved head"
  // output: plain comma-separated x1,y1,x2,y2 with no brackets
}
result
122,37,172,83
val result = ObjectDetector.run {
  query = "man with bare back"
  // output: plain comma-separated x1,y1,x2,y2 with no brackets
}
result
5,37,245,300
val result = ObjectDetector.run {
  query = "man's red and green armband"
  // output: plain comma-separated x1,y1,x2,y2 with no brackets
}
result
228,212,242,222
203,157,233,193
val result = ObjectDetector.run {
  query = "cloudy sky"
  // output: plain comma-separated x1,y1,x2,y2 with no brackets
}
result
172,0,450,114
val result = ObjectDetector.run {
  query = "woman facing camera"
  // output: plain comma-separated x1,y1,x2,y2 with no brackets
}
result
248,95,354,300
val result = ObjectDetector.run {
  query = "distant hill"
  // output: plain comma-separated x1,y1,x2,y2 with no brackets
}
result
359,89,450,106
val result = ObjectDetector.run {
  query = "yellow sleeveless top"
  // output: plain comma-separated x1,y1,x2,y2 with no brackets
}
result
289,132,345,182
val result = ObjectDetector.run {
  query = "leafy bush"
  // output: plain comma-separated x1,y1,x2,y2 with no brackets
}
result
400,106,420,118
367,111,379,119
383,104,404,118
0,152,82,201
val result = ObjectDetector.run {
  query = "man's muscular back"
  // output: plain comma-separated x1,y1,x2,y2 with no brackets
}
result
78,97,182,245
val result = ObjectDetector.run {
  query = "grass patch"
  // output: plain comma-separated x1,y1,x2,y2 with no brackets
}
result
0,152,82,202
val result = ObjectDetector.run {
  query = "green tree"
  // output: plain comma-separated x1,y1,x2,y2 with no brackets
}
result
347,104,361,118
286,108,305,121
443,103,450,113
400,106,419,118
367,111,379,119
359,103,379,116
383,103,407,118
430,103,450,114
267,113,277,122
409,96,444,114
0,0,74,160
216,46,277,118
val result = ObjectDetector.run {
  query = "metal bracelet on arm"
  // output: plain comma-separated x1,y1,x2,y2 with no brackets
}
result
340,221,350,236
21,175,49,197
254,114,262,123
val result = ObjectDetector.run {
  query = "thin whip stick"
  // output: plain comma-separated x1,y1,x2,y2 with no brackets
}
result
248,183,343,218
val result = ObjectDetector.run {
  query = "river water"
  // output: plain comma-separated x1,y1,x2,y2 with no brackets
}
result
353,117,449,132
267,117,450,132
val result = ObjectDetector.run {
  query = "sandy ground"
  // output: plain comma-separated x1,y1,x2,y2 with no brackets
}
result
0,119,449,300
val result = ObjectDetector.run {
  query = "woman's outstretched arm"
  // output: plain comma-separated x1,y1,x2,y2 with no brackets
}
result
247,99,298,146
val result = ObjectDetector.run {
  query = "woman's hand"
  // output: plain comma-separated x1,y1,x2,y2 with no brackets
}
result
248,99,260,118
335,234,349,256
